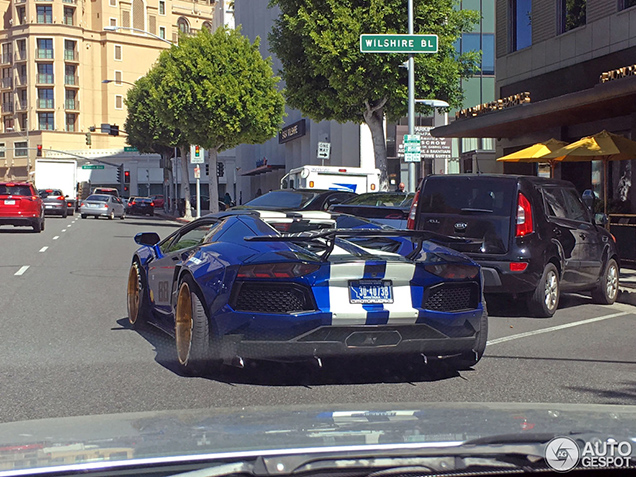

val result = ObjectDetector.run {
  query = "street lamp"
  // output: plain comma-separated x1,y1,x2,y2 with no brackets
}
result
103,25,174,45
102,79,136,87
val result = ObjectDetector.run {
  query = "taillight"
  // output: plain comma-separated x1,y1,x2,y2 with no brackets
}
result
131,200,136,205
515,192,533,237
104,204,109,209
150,202,155,207
510,262,529,272
57,196,65,201
237,262,320,278
406,189,421,230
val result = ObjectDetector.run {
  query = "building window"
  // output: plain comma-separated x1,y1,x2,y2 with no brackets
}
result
17,88,27,110
1,43,12,64
2,92,12,113
1,68,11,89
110,17,117,26
16,39,27,61
133,0,144,29
459,33,495,75
202,21,213,32
149,15,156,34
65,89,76,109
37,5,53,24
110,0,117,6
37,88,54,109
177,17,190,34
114,44,122,60
65,113,76,132
37,63,54,84
38,112,54,130
0,142,5,159
65,64,76,85
559,0,586,33
64,40,77,61
122,10,130,27
15,141,28,157
620,0,636,9
159,26,166,39
36,39,53,59
510,0,531,51
159,0,165,15
64,7,75,25
114,70,122,84
16,6,26,25
115,95,123,109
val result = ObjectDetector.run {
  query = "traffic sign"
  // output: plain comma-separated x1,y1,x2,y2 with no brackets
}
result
360,34,438,53
124,146,138,152
81,165,105,170
404,134,421,163
194,166,201,179
317,142,331,160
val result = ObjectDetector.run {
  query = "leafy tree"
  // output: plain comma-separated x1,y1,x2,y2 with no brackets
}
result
269,0,479,188
125,72,188,214
153,26,285,213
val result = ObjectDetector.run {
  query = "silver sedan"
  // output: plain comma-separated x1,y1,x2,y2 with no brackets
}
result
80,194,126,220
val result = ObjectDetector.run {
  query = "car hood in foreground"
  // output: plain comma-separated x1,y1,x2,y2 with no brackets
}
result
1,402,636,475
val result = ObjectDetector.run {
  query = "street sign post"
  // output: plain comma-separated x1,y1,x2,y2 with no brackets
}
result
194,166,201,218
359,34,438,53
404,134,421,163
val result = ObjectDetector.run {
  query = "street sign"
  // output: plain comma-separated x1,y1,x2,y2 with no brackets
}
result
81,165,105,170
404,134,421,163
194,166,200,179
124,146,138,152
360,34,438,53
317,142,331,160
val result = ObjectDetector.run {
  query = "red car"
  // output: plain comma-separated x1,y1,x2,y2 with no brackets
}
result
0,182,45,232
151,195,165,208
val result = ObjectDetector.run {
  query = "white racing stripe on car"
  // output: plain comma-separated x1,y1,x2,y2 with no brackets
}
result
328,261,368,325
383,262,419,324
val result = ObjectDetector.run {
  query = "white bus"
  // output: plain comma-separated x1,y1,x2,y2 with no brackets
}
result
280,166,380,193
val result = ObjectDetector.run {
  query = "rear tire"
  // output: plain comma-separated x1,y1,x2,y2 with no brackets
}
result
449,300,488,370
591,258,619,305
175,275,218,375
81,214,87,219
527,263,560,318
32,219,43,233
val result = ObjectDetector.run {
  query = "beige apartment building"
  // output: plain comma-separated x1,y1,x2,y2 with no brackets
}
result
0,0,220,181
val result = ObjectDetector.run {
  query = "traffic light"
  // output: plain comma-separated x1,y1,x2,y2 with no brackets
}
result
194,145,201,159
116,164,123,183
109,124,119,136
205,163,209,175
124,170,130,183
85,132,92,146
36,144,42,157
217,162,224,177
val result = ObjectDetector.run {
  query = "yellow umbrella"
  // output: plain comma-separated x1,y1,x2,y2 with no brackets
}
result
543,130,636,214
496,138,568,177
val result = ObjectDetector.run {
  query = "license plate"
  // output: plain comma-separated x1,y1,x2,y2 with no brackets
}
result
45,205,54,208
4,200,15,205
349,280,393,304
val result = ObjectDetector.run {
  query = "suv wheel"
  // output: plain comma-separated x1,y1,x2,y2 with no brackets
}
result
528,263,560,318
591,258,619,305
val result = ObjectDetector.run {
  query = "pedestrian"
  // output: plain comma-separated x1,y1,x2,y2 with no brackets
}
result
223,192,232,207
396,182,405,193
255,188,262,198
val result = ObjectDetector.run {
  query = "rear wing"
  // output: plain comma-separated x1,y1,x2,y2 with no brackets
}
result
244,228,470,261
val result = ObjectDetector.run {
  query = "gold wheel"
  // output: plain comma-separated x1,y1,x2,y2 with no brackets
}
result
127,264,141,325
175,281,193,365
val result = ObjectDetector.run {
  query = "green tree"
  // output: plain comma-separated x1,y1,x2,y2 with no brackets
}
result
269,0,479,188
125,72,187,214
154,26,285,213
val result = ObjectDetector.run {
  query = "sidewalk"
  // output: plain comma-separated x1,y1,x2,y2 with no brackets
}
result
155,208,636,307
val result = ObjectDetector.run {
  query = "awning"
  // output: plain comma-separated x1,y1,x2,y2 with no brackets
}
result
431,75,636,139
241,164,285,176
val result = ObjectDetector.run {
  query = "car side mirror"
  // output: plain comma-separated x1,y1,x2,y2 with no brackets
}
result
134,232,161,246
582,189,595,210
594,213,608,226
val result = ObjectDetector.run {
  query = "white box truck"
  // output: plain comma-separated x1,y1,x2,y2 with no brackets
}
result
280,166,380,193
34,159,78,213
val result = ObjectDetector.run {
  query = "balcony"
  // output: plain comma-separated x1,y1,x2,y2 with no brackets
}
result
0,54,12,65
36,74,54,84
62,0,77,3
14,50,27,62
2,102,14,113
14,0,26,4
1,78,12,89
63,49,78,62
37,98,54,109
64,99,79,110
64,75,78,86
16,75,27,86
36,49,54,60
15,100,27,111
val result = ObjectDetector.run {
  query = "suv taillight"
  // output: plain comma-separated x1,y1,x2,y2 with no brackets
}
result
516,192,533,237
406,189,420,230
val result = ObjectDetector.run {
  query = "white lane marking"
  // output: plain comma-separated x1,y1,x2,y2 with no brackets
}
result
62,229,67,232
53,236,59,240
39,246,48,253
486,311,632,346
14,266,29,276
67,224,72,228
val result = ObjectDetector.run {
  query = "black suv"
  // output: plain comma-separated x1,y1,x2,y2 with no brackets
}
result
408,174,619,317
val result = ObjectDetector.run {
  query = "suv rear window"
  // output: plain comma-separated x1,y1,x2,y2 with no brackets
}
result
0,185,33,196
419,177,515,215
